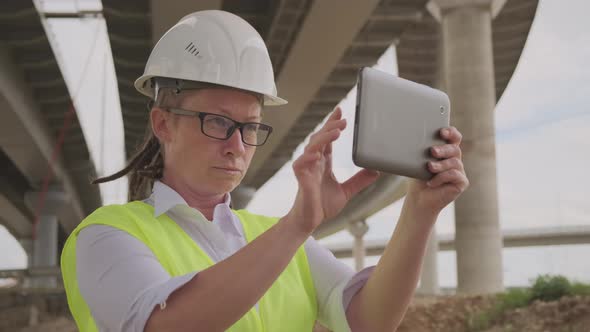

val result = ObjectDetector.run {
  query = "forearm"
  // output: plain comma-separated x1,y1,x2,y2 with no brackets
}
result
145,216,310,332
347,198,438,332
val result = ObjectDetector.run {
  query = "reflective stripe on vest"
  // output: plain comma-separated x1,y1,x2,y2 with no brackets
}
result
61,201,318,331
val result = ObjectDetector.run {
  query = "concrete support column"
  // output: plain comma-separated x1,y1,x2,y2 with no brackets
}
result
24,190,68,288
17,238,34,287
418,228,440,294
348,220,369,272
430,0,504,294
31,215,59,288
416,28,446,296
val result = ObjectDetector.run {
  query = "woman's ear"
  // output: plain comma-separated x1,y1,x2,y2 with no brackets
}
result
151,108,173,143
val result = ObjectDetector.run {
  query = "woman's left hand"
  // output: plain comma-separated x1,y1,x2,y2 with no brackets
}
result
406,126,469,215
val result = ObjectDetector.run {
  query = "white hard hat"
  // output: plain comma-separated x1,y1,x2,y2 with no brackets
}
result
134,10,287,106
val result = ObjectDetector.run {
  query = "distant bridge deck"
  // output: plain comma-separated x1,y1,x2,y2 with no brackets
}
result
325,225,590,258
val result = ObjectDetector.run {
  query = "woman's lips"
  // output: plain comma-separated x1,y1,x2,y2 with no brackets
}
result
213,167,242,174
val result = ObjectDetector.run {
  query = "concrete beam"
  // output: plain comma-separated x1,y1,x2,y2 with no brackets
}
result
0,48,85,225
483,226,590,249
326,226,590,258
0,266,62,279
150,0,222,43
245,0,381,183
313,175,406,239
230,185,256,210
0,193,31,238
427,0,507,20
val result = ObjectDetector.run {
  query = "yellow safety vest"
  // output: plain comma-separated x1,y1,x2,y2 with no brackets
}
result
61,201,318,331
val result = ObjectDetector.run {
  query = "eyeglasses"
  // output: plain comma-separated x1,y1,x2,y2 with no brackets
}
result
166,108,273,146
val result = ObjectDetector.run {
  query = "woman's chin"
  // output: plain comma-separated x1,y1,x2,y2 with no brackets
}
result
206,178,240,194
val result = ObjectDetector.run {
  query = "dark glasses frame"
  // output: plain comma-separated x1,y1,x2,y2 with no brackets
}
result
166,107,273,146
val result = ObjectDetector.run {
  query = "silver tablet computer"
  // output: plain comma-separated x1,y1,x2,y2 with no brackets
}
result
352,67,451,180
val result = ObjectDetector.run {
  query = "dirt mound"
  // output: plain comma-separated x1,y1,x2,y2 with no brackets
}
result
397,294,590,332
11,295,584,332
486,295,590,332
397,295,496,332
15,317,77,332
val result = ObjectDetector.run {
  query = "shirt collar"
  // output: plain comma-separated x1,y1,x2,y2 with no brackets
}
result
151,180,232,218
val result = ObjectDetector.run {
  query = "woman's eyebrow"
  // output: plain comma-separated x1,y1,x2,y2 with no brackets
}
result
214,107,261,121
246,115,262,121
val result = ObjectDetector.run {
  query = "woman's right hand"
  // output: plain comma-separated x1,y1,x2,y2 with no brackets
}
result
284,107,380,236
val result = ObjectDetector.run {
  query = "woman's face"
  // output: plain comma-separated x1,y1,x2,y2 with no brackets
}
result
153,88,262,196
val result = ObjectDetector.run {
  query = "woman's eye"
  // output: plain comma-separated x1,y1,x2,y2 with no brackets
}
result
208,116,230,128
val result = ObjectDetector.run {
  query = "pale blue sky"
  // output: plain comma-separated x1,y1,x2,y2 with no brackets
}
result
0,0,588,287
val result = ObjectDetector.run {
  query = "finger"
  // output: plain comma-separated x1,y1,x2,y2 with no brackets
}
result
324,131,335,155
293,151,321,172
318,117,347,134
307,119,345,151
319,107,345,132
314,108,344,135
431,143,462,159
428,157,464,174
327,106,343,122
426,169,468,189
341,168,380,199
440,126,462,144
324,139,334,172
309,107,345,155
305,128,341,154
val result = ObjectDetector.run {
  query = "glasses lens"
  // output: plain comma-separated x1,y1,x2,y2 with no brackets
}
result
201,113,271,146
242,123,271,146
202,114,233,139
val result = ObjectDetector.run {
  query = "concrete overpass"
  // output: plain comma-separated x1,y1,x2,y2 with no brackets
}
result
0,0,102,285
101,0,538,294
4,224,587,281
0,0,539,297
326,225,590,258
4,1,582,328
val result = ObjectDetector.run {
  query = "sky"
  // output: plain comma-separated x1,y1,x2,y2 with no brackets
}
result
0,0,588,288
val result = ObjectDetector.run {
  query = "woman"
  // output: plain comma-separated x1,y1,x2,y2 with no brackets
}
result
61,10,468,332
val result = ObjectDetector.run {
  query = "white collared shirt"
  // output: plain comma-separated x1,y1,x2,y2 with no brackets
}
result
76,181,374,332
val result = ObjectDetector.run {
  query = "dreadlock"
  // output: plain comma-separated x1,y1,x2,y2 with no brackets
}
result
92,88,182,201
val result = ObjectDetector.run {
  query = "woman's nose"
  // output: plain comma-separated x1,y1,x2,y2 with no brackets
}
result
223,127,246,155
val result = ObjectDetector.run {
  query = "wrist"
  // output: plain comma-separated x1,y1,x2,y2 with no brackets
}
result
401,196,439,229
405,183,443,213
279,214,314,242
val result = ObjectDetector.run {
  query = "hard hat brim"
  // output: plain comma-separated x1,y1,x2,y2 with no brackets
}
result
135,75,288,107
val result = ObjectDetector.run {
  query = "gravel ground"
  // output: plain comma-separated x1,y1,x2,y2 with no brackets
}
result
5,295,589,332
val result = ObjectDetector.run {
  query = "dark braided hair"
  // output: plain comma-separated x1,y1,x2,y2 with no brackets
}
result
92,88,180,201
92,125,164,201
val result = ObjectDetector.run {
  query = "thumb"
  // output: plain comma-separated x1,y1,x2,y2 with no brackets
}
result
342,168,380,199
